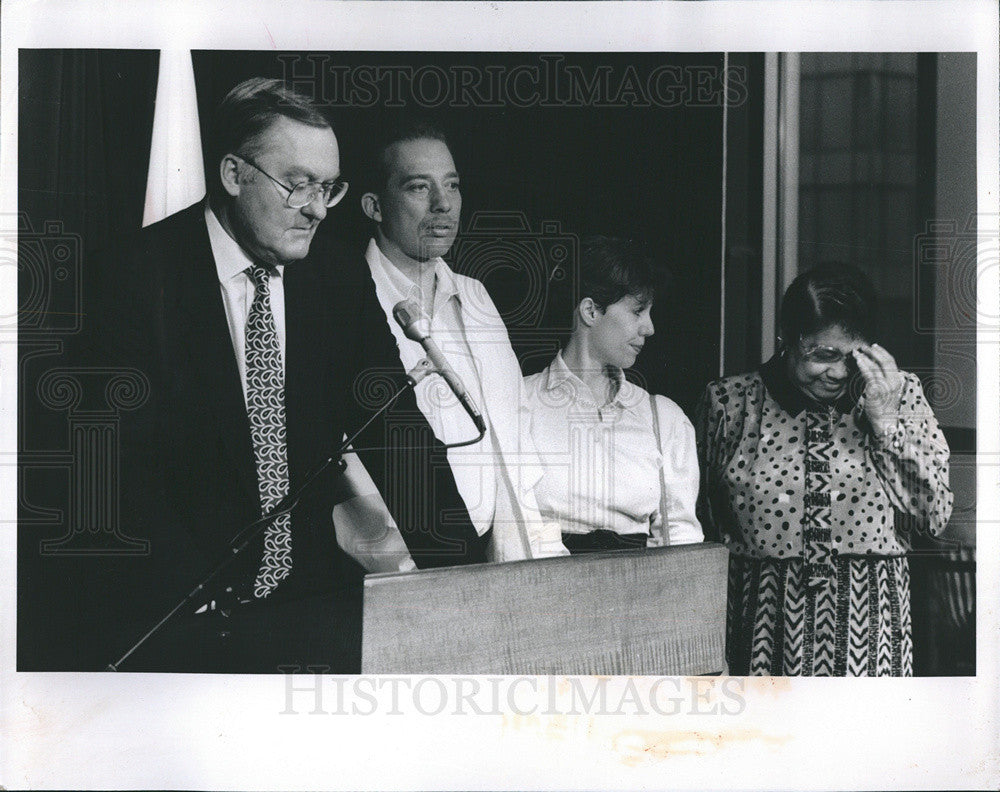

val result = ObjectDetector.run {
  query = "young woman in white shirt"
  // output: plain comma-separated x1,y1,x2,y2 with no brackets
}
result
522,236,703,553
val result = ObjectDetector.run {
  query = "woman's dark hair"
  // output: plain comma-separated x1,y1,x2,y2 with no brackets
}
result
579,235,657,312
207,77,334,204
779,262,879,343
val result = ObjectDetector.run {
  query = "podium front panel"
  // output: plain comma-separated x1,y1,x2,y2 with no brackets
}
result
362,543,728,675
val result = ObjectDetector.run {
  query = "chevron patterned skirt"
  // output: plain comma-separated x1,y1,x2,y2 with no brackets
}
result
726,554,913,676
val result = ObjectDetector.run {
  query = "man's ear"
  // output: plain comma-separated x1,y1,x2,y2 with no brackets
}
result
578,297,600,327
219,154,242,198
361,192,381,222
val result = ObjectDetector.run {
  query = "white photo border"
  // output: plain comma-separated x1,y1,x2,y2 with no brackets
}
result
1,1,997,790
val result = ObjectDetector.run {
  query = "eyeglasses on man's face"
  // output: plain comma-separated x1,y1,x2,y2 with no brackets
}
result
236,154,349,209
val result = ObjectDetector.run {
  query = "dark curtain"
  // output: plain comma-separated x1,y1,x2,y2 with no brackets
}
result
18,50,158,670
19,50,159,258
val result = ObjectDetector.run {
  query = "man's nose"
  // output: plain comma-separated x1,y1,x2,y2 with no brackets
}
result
430,185,451,213
301,193,327,221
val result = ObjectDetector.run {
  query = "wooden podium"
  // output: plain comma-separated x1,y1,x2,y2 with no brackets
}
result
362,542,728,675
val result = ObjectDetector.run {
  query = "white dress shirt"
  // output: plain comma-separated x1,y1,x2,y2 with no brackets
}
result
361,239,567,561
204,203,285,402
365,239,500,534
523,352,703,545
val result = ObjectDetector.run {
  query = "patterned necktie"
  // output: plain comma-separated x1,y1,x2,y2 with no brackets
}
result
245,262,292,598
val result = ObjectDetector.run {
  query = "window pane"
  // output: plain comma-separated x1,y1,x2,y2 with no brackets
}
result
798,53,922,366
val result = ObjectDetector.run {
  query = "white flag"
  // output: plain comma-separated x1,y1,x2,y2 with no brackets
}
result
142,49,206,227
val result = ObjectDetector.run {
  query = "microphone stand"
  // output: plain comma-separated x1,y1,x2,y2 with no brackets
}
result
107,357,485,671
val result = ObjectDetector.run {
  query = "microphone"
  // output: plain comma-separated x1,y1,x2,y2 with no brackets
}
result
392,300,487,434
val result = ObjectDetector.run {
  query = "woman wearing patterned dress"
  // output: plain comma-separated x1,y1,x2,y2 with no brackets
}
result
696,264,952,676
524,236,703,553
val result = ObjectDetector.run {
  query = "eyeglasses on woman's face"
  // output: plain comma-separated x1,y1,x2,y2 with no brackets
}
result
783,326,867,404
779,332,865,368
800,343,855,366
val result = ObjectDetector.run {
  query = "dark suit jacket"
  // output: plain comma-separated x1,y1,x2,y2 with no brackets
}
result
73,202,365,672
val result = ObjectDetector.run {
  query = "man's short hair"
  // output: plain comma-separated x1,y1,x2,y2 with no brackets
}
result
579,235,657,312
207,77,333,203
364,117,450,194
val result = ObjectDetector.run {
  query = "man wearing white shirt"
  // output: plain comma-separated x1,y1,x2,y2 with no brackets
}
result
342,120,566,566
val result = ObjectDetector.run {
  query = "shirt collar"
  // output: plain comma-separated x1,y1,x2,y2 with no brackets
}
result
759,352,858,416
543,351,643,412
205,203,284,282
365,237,459,308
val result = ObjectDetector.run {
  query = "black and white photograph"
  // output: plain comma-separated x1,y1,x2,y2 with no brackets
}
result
2,1,997,790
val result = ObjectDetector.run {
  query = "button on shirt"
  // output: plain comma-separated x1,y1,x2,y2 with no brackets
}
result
523,352,703,544
204,204,285,401
364,239,498,536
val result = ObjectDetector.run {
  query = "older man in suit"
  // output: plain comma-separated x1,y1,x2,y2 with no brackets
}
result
82,78,365,672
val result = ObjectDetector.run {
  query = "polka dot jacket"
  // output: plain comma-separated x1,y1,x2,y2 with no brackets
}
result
695,355,953,559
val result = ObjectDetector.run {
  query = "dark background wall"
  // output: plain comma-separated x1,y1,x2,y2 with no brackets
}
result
18,50,159,669
191,51,726,413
